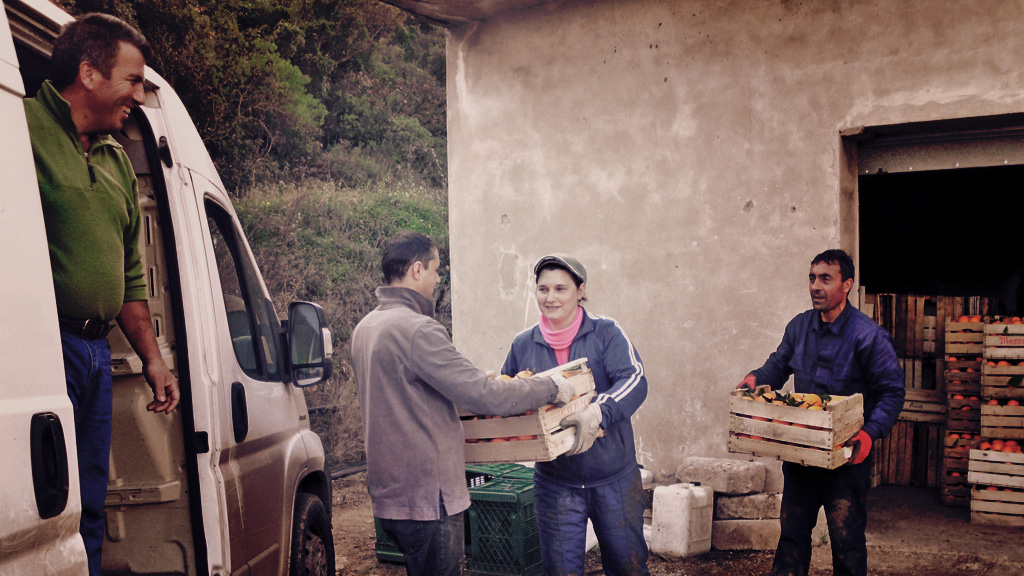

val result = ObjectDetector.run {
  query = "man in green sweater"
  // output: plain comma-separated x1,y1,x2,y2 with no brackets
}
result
24,14,179,576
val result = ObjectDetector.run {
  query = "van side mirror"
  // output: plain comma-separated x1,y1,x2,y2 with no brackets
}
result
286,302,333,387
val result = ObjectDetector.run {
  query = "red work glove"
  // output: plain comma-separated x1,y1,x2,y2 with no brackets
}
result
737,374,757,392
845,430,872,465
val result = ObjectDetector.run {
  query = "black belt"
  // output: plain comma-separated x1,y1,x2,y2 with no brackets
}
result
59,318,115,340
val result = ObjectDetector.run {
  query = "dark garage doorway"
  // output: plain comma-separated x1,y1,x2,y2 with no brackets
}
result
860,164,1024,316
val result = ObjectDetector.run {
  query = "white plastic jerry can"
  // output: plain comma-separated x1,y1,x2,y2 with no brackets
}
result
651,482,714,558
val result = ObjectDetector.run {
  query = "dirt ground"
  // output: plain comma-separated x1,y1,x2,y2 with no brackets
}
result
330,472,1024,576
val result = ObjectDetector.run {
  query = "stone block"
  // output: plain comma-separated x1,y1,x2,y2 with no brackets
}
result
675,457,765,495
711,519,779,550
715,492,782,520
711,507,828,551
764,460,785,492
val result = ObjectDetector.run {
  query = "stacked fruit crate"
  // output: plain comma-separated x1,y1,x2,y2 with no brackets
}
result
981,321,1024,442
942,316,985,506
968,448,1024,526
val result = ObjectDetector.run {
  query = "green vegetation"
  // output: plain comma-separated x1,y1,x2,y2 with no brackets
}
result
236,179,451,467
64,0,447,191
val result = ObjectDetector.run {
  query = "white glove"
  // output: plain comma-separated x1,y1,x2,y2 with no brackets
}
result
560,403,603,456
551,374,575,407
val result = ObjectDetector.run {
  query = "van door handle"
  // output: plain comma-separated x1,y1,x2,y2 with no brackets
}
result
231,382,249,443
30,412,70,519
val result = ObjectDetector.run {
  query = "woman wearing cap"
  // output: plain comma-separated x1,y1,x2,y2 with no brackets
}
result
501,254,649,576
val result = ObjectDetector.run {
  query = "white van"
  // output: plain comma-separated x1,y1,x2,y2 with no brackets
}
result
0,1,336,575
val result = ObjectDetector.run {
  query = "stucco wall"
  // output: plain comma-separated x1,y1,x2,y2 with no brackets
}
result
443,0,1024,478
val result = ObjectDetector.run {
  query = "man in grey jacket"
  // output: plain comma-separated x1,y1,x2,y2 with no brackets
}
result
351,230,573,576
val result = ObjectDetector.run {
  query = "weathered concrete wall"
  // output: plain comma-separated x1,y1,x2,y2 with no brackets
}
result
444,0,1024,478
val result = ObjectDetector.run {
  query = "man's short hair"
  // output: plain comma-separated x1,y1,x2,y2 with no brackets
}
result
50,13,152,91
382,231,437,285
811,249,855,282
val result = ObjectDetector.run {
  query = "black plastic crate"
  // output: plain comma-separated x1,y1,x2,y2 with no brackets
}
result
466,478,542,576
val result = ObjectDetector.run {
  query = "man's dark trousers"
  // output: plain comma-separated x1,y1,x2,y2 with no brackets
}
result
772,456,872,576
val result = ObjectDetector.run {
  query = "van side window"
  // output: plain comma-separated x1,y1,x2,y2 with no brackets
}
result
205,200,281,380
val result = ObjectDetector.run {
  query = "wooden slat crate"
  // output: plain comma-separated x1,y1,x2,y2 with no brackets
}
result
946,321,985,356
968,449,1024,525
980,361,1024,399
922,316,937,354
971,488,1024,527
901,389,945,423
981,402,1024,439
462,359,596,463
983,323,1024,360
727,388,862,469
942,437,981,507
968,449,1024,488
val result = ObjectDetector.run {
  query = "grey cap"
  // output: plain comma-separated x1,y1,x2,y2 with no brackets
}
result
534,253,587,284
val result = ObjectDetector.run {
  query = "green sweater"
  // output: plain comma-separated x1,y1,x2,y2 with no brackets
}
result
25,81,147,322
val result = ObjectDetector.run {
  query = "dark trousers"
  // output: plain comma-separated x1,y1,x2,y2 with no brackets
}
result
772,459,872,576
62,331,113,576
534,467,649,576
380,503,465,576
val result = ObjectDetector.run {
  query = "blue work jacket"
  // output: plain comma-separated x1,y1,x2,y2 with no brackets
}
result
750,300,906,440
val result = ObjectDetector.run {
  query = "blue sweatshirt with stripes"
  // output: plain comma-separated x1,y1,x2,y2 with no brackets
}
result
503,307,648,487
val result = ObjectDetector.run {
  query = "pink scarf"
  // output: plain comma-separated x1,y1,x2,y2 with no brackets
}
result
539,306,584,366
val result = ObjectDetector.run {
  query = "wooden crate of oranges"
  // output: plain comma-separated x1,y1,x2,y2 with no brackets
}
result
968,446,1024,526
728,386,863,469
461,358,596,464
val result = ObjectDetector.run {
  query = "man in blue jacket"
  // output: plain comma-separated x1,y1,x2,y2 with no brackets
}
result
739,249,905,576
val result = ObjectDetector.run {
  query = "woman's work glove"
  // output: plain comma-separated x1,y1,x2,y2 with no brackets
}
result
845,430,872,465
560,403,603,456
737,374,757,392
551,374,575,407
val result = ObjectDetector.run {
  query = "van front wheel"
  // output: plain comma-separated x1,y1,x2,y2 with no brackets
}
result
290,493,335,576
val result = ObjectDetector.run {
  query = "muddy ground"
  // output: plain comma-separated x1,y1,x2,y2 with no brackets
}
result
330,472,1024,576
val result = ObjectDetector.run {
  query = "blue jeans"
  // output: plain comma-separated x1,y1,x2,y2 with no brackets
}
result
534,467,649,576
379,503,465,576
772,459,872,576
62,331,113,576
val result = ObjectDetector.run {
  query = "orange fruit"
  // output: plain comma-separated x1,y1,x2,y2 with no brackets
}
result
987,399,1001,406
1009,400,1021,407
998,360,1012,366
962,433,973,439
969,396,979,401
957,315,971,322
961,406,972,411
948,356,959,362
971,315,983,322
980,441,992,450
953,394,965,400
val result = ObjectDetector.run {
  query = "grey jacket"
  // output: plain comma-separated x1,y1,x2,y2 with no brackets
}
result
352,286,558,520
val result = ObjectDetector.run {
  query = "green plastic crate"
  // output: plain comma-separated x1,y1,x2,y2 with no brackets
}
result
373,517,405,564
466,478,542,576
466,463,528,487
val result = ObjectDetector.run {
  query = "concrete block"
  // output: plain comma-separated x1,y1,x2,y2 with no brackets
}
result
764,460,785,492
675,457,765,495
711,507,828,551
712,519,779,550
715,492,782,520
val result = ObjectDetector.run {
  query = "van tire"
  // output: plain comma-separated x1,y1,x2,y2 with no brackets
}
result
290,493,335,576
